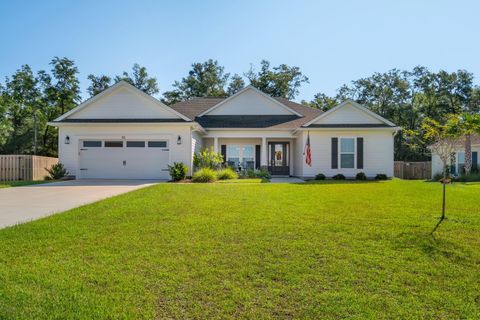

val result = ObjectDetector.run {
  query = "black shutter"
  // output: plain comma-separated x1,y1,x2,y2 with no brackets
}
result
255,145,261,169
473,152,478,171
221,145,227,164
357,137,364,169
331,137,338,169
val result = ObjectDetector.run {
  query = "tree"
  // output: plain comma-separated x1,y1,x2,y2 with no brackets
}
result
227,74,245,95
1,65,41,154
245,60,308,99
422,117,462,233
302,93,338,111
87,74,112,97
39,57,81,156
162,59,230,104
0,90,12,146
115,63,159,96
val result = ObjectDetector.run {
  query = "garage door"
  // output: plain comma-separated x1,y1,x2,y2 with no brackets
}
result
79,139,170,179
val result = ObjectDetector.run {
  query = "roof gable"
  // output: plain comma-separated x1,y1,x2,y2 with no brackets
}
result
198,86,302,116
55,81,190,121
303,100,396,127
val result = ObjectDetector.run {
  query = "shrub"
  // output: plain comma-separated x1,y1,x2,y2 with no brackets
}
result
193,148,223,170
239,169,271,180
332,174,346,180
315,173,326,180
453,173,480,182
45,163,68,180
192,168,218,183
168,162,188,181
356,172,367,180
375,173,388,180
216,168,238,180
432,172,444,181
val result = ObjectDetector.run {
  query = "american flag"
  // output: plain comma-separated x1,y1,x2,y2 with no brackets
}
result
304,131,312,166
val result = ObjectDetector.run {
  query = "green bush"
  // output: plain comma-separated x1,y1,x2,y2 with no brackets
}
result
432,172,444,181
315,173,326,180
356,172,367,180
168,162,188,181
453,173,480,182
192,168,218,183
193,148,223,170
239,169,271,180
375,173,388,180
216,168,238,180
45,163,68,180
332,174,346,180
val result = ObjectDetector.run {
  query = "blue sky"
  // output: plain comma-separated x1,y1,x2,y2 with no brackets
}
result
1,0,479,102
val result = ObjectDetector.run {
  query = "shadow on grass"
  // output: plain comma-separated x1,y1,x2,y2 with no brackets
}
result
300,179,381,185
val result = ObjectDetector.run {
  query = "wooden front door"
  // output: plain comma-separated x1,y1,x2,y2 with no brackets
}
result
268,142,290,175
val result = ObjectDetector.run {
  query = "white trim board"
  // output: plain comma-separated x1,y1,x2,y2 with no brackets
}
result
54,81,191,122
302,99,396,127
197,85,303,117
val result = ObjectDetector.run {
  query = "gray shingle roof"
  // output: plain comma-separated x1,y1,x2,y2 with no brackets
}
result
171,97,323,129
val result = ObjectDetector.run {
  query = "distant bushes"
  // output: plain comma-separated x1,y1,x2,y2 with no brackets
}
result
355,172,367,180
216,168,238,180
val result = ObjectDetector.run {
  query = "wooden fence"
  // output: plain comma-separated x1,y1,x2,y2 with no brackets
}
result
0,155,58,181
394,161,431,180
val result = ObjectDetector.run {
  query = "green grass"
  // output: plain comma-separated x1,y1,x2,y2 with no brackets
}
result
0,180,479,319
0,180,53,188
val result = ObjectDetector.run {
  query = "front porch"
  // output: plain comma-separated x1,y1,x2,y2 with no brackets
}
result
203,136,296,176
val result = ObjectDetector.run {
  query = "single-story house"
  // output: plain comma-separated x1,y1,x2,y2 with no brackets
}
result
431,136,480,176
49,81,400,179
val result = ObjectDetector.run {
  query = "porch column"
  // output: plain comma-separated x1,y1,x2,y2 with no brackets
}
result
213,137,219,153
261,137,268,169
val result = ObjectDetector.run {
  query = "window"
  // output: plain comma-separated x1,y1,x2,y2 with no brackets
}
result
227,145,241,168
242,145,255,169
148,141,167,148
105,141,123,148
340,138,355,168
457,152,465,174
83,140,101,147
126,141,145,148
226,144,255,169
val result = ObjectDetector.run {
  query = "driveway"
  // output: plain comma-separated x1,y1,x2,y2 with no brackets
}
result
0,180,160,229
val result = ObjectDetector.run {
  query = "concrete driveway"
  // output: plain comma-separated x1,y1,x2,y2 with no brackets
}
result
0,180,160,229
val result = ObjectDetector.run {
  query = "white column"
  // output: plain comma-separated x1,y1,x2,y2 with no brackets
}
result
213,137,219,153
261,137,267,167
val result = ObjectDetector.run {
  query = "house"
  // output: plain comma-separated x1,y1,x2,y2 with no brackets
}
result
49,81,400,179
431,136,480,177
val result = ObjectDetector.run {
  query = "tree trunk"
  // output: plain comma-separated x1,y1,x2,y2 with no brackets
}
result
464,134,472,175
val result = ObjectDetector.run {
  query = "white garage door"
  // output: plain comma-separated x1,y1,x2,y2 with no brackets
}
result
79,139,170,179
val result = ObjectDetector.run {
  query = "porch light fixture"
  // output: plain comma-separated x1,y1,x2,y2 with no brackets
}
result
177,135,182,145
65,135,70,144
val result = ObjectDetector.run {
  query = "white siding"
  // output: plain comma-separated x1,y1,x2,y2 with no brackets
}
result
312,103,383,125
293,133,304,177
302,130,395,178
207,88,293,115
58,124,192,177
70,87,180,119
432,145,480,176
191,131,204,172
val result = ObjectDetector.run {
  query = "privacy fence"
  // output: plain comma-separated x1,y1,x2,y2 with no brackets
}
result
0,155,58,181
394,161,431,180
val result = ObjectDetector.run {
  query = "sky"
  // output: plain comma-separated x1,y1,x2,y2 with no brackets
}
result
1,0,479,102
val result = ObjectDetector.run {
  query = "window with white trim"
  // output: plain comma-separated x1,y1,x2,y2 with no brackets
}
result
340,138,355,168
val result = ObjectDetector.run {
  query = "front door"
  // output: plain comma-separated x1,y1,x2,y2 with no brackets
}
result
268,142,289,175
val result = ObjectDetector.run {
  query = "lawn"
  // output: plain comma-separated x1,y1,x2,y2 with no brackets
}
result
0,179,478,319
